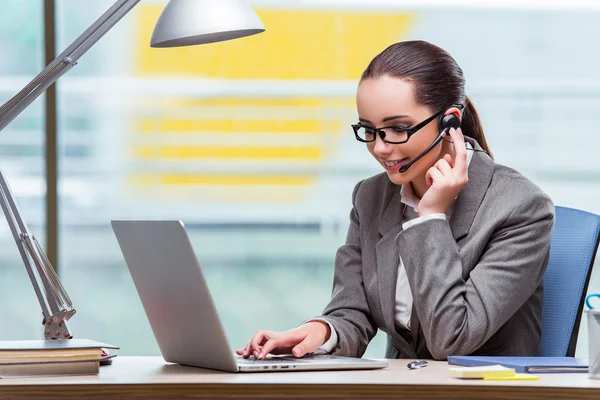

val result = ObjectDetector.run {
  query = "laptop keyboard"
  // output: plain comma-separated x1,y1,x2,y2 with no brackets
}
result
234,354,310,365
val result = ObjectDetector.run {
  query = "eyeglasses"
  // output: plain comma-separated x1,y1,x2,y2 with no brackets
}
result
351,109,445,144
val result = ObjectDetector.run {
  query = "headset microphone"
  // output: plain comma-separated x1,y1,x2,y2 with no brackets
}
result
398,112,461,173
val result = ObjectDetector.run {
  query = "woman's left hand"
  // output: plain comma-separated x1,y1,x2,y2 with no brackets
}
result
418,127,469,217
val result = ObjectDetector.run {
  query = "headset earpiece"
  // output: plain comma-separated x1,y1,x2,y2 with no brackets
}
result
439,113,461,134
399,107,467,173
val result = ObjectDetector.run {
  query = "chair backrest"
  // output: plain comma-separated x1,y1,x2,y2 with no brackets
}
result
539,206,600,356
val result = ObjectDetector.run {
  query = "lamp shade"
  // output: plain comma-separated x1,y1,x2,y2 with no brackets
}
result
150,0,265,48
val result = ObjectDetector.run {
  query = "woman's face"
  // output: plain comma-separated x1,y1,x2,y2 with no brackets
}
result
356,76,443,186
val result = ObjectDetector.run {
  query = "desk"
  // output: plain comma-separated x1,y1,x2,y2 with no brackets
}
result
0,356,598,400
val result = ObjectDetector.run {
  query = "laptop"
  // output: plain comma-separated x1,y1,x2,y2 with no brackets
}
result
111,220,388,373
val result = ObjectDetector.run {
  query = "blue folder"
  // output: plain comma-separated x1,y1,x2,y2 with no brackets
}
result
447,356,588,373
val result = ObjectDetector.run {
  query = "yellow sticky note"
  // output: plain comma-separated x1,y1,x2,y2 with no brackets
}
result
484,373,539,381
449,365,515,379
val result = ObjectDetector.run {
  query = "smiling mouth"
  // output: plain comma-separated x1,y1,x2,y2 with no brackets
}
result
383,158,409,167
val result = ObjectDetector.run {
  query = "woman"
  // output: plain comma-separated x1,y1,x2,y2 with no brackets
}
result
237,40,554,361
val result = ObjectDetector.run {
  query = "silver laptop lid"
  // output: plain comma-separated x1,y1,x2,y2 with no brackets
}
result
111,220,238,372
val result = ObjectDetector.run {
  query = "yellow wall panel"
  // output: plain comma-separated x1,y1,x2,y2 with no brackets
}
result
132,173,314,186
135,145,322,160
130,6,414,198
137,118,325,134
158,97,327,107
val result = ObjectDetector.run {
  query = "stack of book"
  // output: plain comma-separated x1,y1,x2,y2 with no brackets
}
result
0,339,118,378
448,355,589,381
448,355,588,373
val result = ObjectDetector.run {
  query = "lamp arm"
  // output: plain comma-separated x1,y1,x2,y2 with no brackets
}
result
0,0,141,131
0,0,142,339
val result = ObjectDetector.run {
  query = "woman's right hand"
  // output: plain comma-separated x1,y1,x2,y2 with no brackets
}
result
235,321,331,360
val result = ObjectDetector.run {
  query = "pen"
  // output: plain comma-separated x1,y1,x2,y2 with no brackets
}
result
407,360,428,370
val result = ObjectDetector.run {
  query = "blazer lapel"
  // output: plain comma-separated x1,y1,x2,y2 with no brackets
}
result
375,186,416,357
448,139,495,241
375,187,403,335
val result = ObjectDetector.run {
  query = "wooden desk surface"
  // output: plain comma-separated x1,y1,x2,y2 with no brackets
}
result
0,356,598,400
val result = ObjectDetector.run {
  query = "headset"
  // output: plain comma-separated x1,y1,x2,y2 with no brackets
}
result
399,105,486,173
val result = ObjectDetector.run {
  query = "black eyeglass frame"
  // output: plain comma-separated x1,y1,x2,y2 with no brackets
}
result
351,105,464,144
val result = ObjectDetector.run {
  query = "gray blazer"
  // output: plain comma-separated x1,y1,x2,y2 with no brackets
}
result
320,138,554,360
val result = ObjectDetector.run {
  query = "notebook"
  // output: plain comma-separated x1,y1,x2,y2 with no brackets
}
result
448,356,588,373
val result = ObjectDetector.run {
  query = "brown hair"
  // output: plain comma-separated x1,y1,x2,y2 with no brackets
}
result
361,40,492,158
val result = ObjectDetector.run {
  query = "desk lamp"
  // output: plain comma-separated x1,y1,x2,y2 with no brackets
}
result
0,0,264,339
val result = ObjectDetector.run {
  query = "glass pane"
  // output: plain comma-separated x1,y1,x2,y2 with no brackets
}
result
56,0,384,357
56,0,600,360
0,0,46,340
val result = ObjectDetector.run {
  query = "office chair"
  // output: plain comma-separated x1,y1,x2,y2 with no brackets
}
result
539,206,600,357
